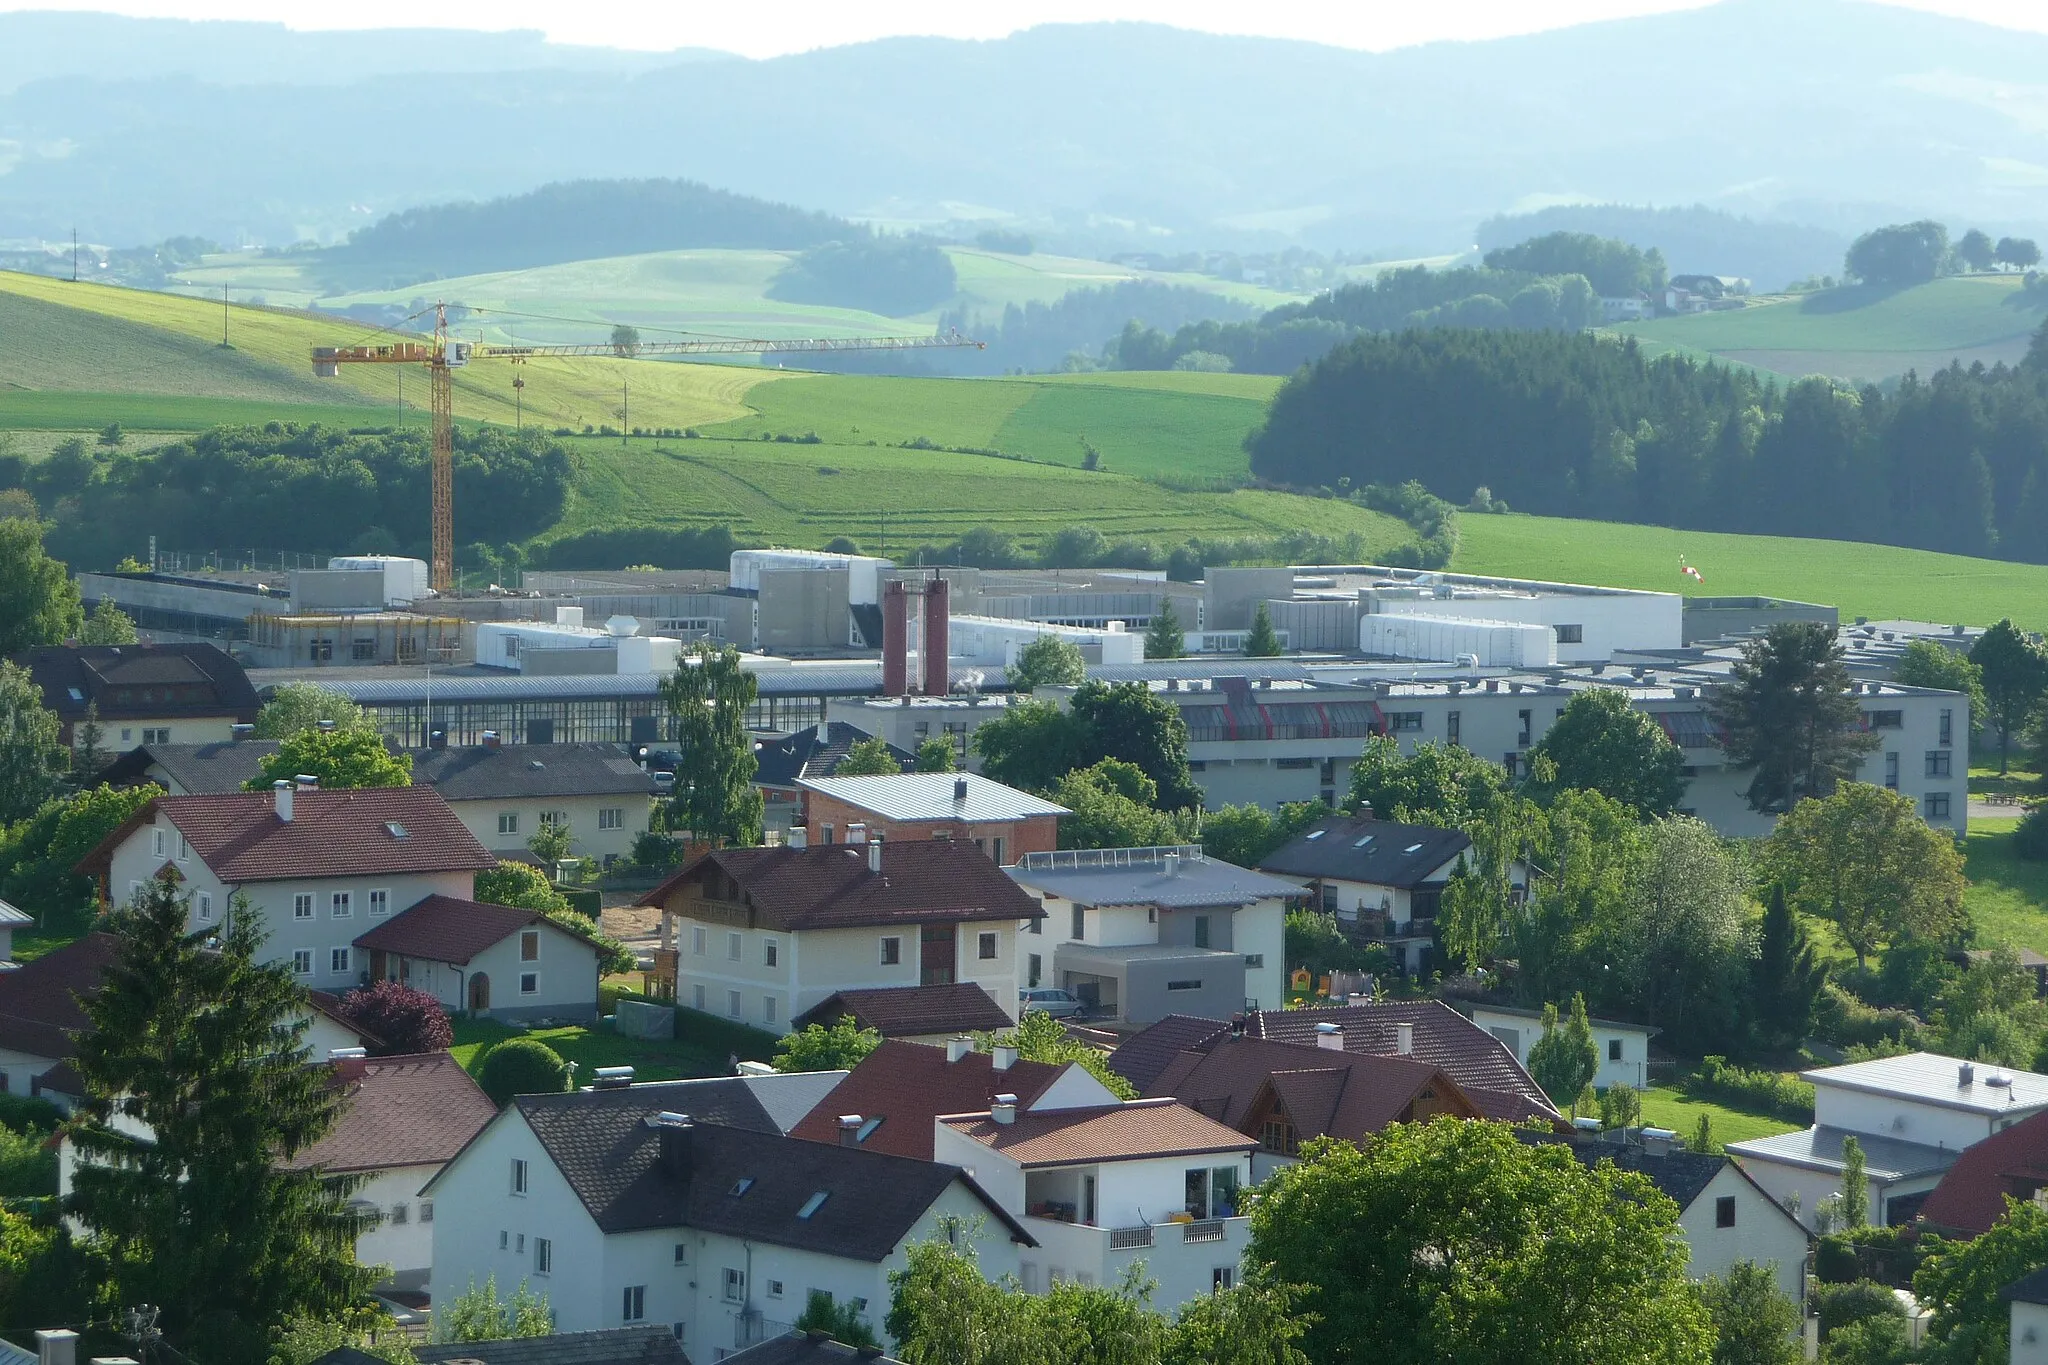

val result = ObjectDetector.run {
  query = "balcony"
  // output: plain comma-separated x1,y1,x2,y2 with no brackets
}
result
1024,1214,1252,1309
1181,1219,1226,1244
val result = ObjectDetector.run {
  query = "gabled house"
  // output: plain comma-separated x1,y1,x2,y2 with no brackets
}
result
0,898,28,964
1257,813,1522,976
933,1096,1257,1310
789,983,1015,1045
1135,1030,1482,1178
1109,1003,1561,1125
424,1081,1033,1354
11,643,259,751
787,1038,1121,1161
754,723,916,829
78,782,499,996
1916,1103,2048,1238
1464,1001,1657,1091
2003,1266,2048,1365
648,837,1044,1036
796,773,1067,866
352,894,603,1022
285,1050,498,1292
1004,846,1299,1024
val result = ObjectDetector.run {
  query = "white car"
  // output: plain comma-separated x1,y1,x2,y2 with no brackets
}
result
1019,987,1084,1019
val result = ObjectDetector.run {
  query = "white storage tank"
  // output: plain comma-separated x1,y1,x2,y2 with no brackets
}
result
328,555,431,607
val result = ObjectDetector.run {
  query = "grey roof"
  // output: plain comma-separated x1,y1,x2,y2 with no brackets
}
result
252,664,1003,705
724,1333,905,1365
410,1327,687,1365
754,722,915,790
0,899,29,928
1257,815,1472,890
408,742,653,800
731,1070,853,1134
2005,1266,2048,1306
100,739,279,794
1802,1052,2048,1116
1009,846,1303,909
798,772,1068,823
1726,1125,1962,1181
1464,1002,1659,1037
1525,1134,1730,1210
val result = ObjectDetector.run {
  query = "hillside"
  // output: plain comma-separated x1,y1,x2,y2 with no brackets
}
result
1610,275,2048,381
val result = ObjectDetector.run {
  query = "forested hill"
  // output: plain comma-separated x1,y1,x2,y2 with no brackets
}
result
317,179,860,291
1475,205,1850,293
1246,326,2048,564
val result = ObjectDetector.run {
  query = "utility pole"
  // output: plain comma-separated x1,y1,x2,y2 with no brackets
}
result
219,284,231,348
621,379,629,447
124,1304,161,1365
70,227,78,282
513,373,525,430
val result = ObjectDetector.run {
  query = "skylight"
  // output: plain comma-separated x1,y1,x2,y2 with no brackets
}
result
729,1178,754,1197
66,688,84,702
385,822,409,839
1304,830,1325,841
797,1191,830,1219
857,1117,883,1142
1353,836,1374,848
1404,843,1425,854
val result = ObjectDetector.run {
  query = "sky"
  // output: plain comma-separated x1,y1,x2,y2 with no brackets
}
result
3,0,2048,56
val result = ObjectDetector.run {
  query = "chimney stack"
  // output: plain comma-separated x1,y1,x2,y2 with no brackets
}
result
868,835,883,873
273,778,293,822
1315,1022,1344,1051
647,1111,693,1177
954,776,969,803
882,580,910,698
993,1043,1020,1071
1356,801,1373,820
230,723,254,742
295,773,320,791
837,1115,864,1147
922,576,951,697
848,823,867,844
786,827,808,850
482,730,501,749
1961,1061,1976,1087
991,1093,1019,1125
1395,1022,1414,1056
947,1035,974,1064
1162,852,1180,878
38,1330,79,1365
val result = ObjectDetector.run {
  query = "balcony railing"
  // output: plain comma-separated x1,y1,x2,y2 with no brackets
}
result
1109,1225,1155,1250
1181,1219,1227,1244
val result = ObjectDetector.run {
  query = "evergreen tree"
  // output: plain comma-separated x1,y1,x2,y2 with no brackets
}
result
1242,602,1284,657
1973,619,2048,775
660,643,764,846
1840,1138,1868,1229
1710,623,1879,812
1750,885,1826,1051
67,878,374,1365
1527,994,1599,1115
1145,600,1186,660
70,702,108,789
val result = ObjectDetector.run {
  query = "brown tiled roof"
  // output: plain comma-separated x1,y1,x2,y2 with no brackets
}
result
938,1098,1257,1167
0,932,119,1062
650,839,1045,932
10,643,260,725
410,1327,689,1365
79,787,497,883
1920,1107,2048,1237
352,894,593,966
1104,1014,1238,1092
286,1051,496,1174
1144,1034,1478,1141
787,1039,1074,1160
790,984,1014,1039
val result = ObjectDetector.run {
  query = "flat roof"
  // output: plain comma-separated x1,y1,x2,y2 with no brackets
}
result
1464,1002,1658,1037
1726,1125,1961,1181
797,772,1069,823
1010,846,1303,908
1803,1052,2048,1115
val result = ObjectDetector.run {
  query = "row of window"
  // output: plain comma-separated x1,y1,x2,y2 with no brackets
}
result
690,984,780,1027
688,926,1000,967
496,809,630,836
290,889,393,920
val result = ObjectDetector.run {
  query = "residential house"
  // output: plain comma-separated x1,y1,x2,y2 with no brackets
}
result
724,1331,906,1365
1464,1001,1656,1091
0,899,26,964
789,984,1015,1046
1109,1003,1561,1125
796,773,1067,867
1258,813,1522,976
1525,1131,1811,1305
286,1050,498,1292
11,643,260,751
933,1096,1257,1311
352,894,603,1022
424,1079,1032,1356
79,782,500,996
754,723,916,832
1917,1104,2048,1237
2004,1267,2048,1365
786,1037,1120,1161
1134,1028,1483,1179
1728,1053,2048,1230
1004,847,1298,1024
648,837,1045,1037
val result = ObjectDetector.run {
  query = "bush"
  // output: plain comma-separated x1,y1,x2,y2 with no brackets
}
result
335,979,454,1056
476,1038,569,1106
2015,807,2048,861
1687,1056,1816,1123
0,1094,62,1135
631,829,683,872
1815,982,1925,1051
1814,1234,1861,1285
0,1124,55,1197
1813,1280,1905,1340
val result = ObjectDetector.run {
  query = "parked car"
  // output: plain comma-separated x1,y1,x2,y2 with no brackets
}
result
1020,987,1084,1020
651,771,676,794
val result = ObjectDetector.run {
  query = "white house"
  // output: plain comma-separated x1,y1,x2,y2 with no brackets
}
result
424,1078,1032,1357
1465,1002,1657,1092
1004,846,1297,1024
2006,1267,2048,1365
352,894,604,1022
80,781,500,997
1728,1053,2048,1230
932,1096,1257,1310
0,899,27,965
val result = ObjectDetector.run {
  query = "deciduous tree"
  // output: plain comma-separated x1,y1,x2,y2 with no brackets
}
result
1527,688,1685,816
1916,1198,2048,1365
1070,680,1204,811
432,1274,553,1342
525,818,574,867
255,682,371,739
1698,1260,1802,1365
1526,995,1598,1114
0,660,60,825
972,700,1082,794
78,600,136,645
1893,639,1984,731
1346,735,1508,827
982,1009,1136,1099
913,737,956,772
1711,622,1879,811
1972,619,2047,774
1764,783,1966,966
1199,801,1325,868
247,728,412,791
661,644,763,846
334,980,452,1056
0,518,82,654
835,737,903,776
772,1016,882,1074
1051,759,1195,851
1010,634,1087,691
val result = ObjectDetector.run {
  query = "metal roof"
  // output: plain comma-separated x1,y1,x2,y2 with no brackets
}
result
797,772,1069,822
1803,1051,2048,1115
1726,1125,1961,1181
1009,846,1303,908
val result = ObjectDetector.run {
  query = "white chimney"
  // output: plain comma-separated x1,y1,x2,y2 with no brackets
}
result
1395,1022,1414,1056
993,1044,1020,1071
786,827,808,849
295,773,320,791
273,778,293,822
838,1115,863,1147
947,1035,974,1064
991,1093,1019,1125
848,823,868,844
1162,852,1180,878
555,605,585,628
868,835,884,873
38,1330,79,1365
1315,1021,1344,1051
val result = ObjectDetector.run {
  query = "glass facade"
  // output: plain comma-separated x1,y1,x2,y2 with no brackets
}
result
357,690,832,748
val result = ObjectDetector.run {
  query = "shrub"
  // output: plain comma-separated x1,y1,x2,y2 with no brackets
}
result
1687,1056,1816,1123
476,1038,569,1106
0,1094,62,1135
336,979,454,1056
1815,982,1925,1051
1814,1234,1861,1285
0,1124,55,1197
1813,1280,1905,1340
631,829,683,872
2015,807,2048,861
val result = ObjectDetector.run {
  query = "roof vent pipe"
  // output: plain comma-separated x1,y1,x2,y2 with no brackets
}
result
837,1115,864,1147
273,779,293,822
295,773,320,791
848,823,867,845
229,723,255,741
869,836,883,874
786,827,808,850
1961,1061,1976,1087
954,777,969,803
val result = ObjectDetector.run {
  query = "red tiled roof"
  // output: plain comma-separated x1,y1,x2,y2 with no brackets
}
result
650,839,1045,932
285,1051,497,1173
353,895,593,966
790,984,1015,1039
0,932,120,1062
789,1039,1073,1160
1145,1034,1478,1140
79,787,497,883
1919,1107,2048,1237
938,1098,1257,1167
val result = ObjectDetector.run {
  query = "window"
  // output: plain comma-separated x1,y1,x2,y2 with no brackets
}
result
727,990,742,1018
197,892,213,923
1276,756,1314,770
692,984,706,1011
1166,979,1204,991
390,1202,409,1224
143,727,171,745
291,950,313,976
153,828,166,858
1553,623,1584,644
511,1158,529,1194
1386,711,1424,732
1884,752,1899,790
498,813,520,835
1608,1038,1623,1061
763,995,778,1026
1447,710,1460,745
521,930,540,962
724,1268,746,1302
766,1279,784,1300
516,1234,526,1253
1260,1117,1298,1156
1926,750,1952,778
727,932,743,961
309,638,334,662
352,637,377,661
1715,1196,1736,1229
692,926,706,956
534,1238,552,1274
504,636,519,659
1940,708,1954,746
1517,709,1532,747
1028,953,1042,987
599,807,624,831
520,972,539,995
880,936,902,966
1213,1266,1236,1292
368,888,389,916
1502,753,1519,779
500,1231,509,1250
420,1200,433,1223
979,931,998,960
622,1286,646,1323
540,809,564,828
1071,906,1086,941
797,1191,829,1219
330,947,351,975
673,1243,689,1266
294,893,314,921
1925,791,1952,820
1868,709,1904,729
330,891,352,919
1244,954,1264,968
1193,916,1211,948
763,938,779,968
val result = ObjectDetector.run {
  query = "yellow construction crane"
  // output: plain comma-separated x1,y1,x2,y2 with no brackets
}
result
313,303,984,591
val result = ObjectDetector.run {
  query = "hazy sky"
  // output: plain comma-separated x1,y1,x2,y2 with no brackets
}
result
6,0,2047,57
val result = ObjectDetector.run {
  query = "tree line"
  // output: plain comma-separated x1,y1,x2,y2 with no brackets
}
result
1247,322,2048,562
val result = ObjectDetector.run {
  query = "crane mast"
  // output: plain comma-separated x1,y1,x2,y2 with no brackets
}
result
314,308,983,592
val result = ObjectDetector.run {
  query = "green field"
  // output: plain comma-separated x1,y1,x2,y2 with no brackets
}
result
1610,275,2048,381
1963,815,2048,956
1455,513,2048,629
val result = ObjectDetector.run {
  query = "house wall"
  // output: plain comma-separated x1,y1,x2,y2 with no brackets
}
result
350,1162,441,1291
800,793,1057,865
450,792,651,864
386,919,599,1023
85,714,241,751
1677,1165,1809,1306
1731,1151,1943,1232
2012,1301,2048,1365
430,1110,607,1310
1468,1008,1653,1092
0,1046,61,1106
1023,891,1283,1017
1813,1085,2027,1152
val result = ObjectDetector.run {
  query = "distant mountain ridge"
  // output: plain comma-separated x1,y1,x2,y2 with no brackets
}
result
5,1,2048,251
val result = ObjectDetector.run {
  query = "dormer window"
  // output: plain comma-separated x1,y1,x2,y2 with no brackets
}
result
797,1192,829,1219
729,1178,754,1197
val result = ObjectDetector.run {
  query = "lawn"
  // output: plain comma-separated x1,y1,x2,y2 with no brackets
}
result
450,1007,778,1085
1635,1085,1803,1147
1962,816,2048,957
